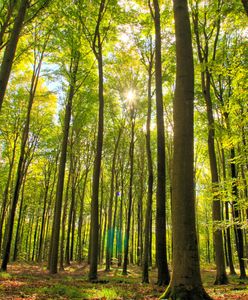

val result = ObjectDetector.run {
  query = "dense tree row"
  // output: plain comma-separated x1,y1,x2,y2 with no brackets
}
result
0,0,247,298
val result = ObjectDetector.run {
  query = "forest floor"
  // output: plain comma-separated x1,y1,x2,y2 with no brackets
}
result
0,262,247,299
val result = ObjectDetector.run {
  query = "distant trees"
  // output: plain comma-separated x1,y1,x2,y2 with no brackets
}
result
0,0,246,290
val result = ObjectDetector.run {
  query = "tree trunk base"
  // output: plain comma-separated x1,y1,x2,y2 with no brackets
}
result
214,274,228,285
160,285,212,300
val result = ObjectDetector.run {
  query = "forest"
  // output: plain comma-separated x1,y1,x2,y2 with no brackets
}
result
0,0,247,299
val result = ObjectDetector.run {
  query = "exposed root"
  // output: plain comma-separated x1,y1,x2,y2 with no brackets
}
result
160,284,212,300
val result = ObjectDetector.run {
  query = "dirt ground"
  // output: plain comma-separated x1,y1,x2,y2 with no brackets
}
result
0,263,247,299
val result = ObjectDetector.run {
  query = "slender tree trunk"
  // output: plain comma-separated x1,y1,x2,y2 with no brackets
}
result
137,153,144,266
0,0,29,111
78,170,89,263
49,54,79,274
32,215,39,261
111,172,119,262
0,132,18,252
0,1,17,48
220,147,236,275
230,148,246,279
13,177,26,261
60,170,71,270
122,115,135,275
65,155,77,265
1,46,44,271
162,1,211,298
151,0,170,285
89,22,105,279
37,169,51,262
105,129,121,271
193,6,227,284
117,164,124,267
143,56,154,283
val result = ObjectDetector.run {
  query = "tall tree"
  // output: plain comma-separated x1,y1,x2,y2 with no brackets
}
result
0,0,29,111
81,0,109,281
1,30,47,271
192,0,228,284
49,51,80,274
122,103,135,275
149,0,170,285
161,0,211,298
105,128,122,271
142,37,154,284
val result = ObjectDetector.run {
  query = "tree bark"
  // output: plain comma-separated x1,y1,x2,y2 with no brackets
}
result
151,0,170,286
0,131,18,252
0,0,29,111
242,0,248,16
192,4,227,285
89,34,104,281
230,148,247,279
49,53,79,274
122,115,135,275
161,1,211,298
143,53,154,283
105,129,122,271
1,44,44,271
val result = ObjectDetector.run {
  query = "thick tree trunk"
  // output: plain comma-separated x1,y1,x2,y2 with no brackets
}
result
0,0,29,111
152,0,170,285
161,1,211,298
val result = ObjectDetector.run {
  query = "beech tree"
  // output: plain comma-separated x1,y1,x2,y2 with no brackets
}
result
161,0,211,298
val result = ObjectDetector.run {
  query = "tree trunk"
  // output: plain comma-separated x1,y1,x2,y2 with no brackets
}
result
230,148,246,279
242,0,248,16
89,34,104,280
37,166,51,262
65,154,77,265
122,115,135,275
13,177,26,261
0,0,29,111
105,129,122,271
0,132,18,252
49,53,79,274
143,56,154,283
192,5,227,284
152,0,170,285
161,1,211,298
59,169,71,270
78,170,89,263
1,45,44,271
